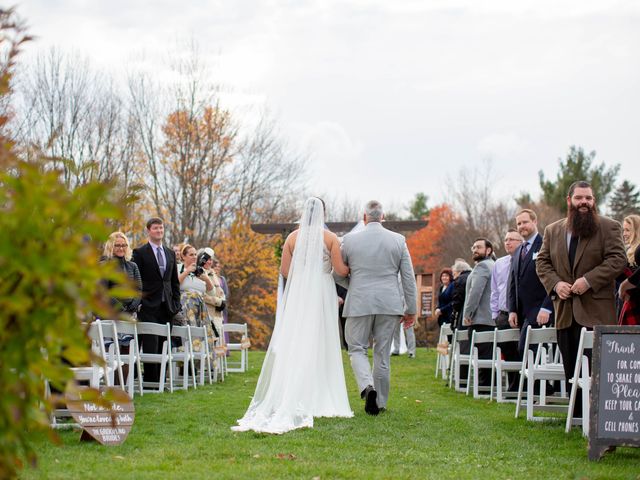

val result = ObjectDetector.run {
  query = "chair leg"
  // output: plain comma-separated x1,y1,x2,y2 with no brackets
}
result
527,376,534,421
159,362,166,393
582,383,590,437
565,379,578,433
515,367,526,418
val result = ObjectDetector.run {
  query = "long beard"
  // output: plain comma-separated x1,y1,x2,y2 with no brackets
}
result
567,203,599,239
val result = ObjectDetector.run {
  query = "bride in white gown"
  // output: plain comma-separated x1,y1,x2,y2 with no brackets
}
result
231,197,353,434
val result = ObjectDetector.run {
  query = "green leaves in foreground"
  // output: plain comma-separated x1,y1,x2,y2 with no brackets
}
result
0,160,127,477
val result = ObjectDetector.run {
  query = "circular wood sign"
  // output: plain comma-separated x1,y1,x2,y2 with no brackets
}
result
65,387,135,446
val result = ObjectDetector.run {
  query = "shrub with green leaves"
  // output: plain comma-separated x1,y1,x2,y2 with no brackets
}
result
0,160,129,477
0,8,130,477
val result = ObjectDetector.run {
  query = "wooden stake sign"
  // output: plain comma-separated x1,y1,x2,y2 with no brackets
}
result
65,387,135,446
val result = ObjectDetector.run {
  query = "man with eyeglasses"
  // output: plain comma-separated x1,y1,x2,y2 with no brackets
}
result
490,228,522,391
462,238,496,387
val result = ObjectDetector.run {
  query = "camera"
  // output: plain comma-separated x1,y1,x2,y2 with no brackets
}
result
194,250,212,276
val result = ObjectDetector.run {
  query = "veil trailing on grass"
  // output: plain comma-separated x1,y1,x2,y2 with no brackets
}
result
232,197,352,434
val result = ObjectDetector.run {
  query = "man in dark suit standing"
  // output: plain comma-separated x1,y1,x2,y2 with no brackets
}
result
132,217,181,382
536,181,626,415
508,209,555,354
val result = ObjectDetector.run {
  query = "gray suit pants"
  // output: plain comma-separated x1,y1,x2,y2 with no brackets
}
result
345,314,400,408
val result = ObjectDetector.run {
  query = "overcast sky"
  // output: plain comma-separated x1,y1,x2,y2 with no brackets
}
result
17,0,640,213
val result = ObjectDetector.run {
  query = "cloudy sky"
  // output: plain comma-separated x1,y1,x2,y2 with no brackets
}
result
17,0,640,213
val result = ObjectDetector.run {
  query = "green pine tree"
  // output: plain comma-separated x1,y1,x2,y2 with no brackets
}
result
608,180,640,221
538,146,619,213
408,192,430,220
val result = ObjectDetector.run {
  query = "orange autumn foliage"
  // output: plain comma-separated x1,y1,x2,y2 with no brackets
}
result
406,204,459,274
214,215,280,349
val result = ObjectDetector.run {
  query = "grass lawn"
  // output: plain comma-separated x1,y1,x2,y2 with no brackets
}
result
21,349,640,479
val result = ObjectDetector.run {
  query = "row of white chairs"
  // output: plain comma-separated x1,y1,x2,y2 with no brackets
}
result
69,320,250,395
47,320,250,428
437,323,593,436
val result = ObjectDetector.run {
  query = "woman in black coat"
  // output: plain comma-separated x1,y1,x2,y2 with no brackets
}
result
434,268,455,327
450,260,472,330
101,231,142,315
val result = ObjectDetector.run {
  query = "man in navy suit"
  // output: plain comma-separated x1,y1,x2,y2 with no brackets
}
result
508,209,554,354
132,217,181,382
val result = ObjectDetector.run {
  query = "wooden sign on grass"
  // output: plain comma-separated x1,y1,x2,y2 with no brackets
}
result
65,387,135,446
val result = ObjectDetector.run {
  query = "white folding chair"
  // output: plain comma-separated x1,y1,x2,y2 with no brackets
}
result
449,329,470,392
50,321,108,428
565,327,594,436
113,319,144,397
515,326,568,421
98,320,126,391
137,322,173,393
435,323,453,380
223,323,249,373
494,328,522,403
71,320,109,388
189,325,213,386
467,329,497,398
170,325,197,390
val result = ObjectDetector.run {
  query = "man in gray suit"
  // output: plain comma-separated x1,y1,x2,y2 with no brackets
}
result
462,237,496,386
337,200,417,415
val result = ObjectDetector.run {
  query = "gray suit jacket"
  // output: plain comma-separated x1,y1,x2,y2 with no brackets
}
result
337,222,417,317
463,258,495,327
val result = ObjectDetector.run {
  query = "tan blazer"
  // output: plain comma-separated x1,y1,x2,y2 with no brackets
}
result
536,215,626,329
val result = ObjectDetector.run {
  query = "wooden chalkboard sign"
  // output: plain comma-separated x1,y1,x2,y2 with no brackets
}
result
589,325,640,461
65,387,135,446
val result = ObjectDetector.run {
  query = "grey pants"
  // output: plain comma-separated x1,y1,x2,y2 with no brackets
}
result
345,314,401,408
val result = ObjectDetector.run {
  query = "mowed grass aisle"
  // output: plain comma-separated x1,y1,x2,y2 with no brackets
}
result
22,350,640,479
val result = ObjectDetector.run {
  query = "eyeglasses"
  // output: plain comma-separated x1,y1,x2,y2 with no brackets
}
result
504,238,520,243
114,244,128,248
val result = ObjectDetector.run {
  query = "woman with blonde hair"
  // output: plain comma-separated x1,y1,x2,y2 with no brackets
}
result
101,231,142,315
618,214,640,325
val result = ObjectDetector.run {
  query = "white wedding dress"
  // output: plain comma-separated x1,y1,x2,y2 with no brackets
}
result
231,198,353,434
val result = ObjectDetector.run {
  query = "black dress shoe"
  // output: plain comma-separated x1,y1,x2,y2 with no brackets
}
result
362,386,380,416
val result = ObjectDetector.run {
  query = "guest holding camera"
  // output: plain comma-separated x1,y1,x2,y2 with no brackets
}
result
199,248,226,339
178,244,214,327
101,231,142,316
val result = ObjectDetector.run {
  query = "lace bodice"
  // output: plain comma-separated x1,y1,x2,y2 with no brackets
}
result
322,245,332,273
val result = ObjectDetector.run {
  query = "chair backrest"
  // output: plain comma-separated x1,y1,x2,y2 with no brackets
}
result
455,329,469,342
522,326,559,367
189,325,206,341
224,323,248,334
113,320,137,336
471,330,495,345
495,328,520,343
100,320,120,344
441,323,453,337
137,322,171,337
171,325,191,340
87,320,108,362
526,326,557,345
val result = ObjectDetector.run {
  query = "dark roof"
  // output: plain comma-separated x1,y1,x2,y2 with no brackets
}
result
251,220,428,235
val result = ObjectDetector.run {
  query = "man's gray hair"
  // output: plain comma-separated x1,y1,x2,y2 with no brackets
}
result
452,260,471,273
365,200,384,222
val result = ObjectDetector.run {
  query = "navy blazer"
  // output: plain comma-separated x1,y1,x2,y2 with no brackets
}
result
508,233,554,325
437,283,455,324
132,243,181,315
